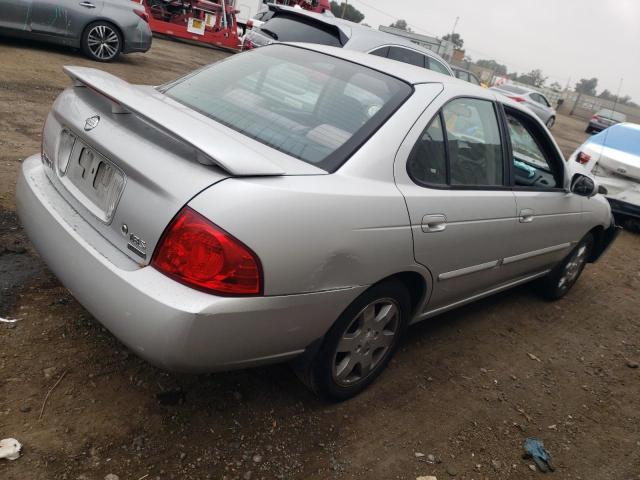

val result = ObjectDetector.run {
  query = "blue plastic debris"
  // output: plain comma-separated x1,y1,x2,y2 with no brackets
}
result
523,438,555,473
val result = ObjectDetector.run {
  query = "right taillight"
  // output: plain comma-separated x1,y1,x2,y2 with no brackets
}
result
243,38,254,50
576,151,591,165
246,19,254,29
134,9,149,23
152,207,262,296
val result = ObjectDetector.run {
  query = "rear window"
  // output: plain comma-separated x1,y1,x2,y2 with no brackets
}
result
163,45,412,172
499,85,527,94
257,14,343,47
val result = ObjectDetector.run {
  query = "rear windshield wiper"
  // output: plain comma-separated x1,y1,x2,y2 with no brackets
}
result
259,28,279,40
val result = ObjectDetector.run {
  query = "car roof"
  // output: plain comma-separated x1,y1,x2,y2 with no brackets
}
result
266,5,452,71
282,42,459,85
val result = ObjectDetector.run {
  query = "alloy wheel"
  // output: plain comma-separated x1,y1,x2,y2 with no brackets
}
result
87,25,120,61
558,244,588,292
332,298,400,387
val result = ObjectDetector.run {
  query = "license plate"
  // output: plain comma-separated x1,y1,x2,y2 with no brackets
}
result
61,142,125,223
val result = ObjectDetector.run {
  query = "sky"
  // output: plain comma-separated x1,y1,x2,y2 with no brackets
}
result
348,0,640,101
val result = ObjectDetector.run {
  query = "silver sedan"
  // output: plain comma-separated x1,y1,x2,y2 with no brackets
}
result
17,43,618,399
491,84,557,128
0,0,152,61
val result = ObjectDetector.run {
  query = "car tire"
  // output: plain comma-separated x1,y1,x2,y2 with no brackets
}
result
546,116,555,129
296,279,411,401
81,21,122,62
585,126,593,134
536,234,593,300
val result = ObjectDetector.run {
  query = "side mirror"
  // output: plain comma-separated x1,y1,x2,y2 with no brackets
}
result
598,185,608,195
571,174,596,197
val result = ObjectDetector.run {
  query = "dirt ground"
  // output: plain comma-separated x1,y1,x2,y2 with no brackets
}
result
1,36,639,480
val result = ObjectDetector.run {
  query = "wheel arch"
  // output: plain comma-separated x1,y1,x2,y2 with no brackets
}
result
371,270,430,318
586,224,605,262
587,223,621,263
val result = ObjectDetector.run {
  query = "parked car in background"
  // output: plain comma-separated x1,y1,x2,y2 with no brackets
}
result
18,43,617,400
585,109,627,134
571,123,640,230
491,84,556,128
233,0,331,28
452,66,481,86
0,0,152,62
243,5,454,76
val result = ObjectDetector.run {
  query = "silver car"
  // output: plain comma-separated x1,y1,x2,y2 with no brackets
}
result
17,43,618,400
586,109,627,134
0,0,152,62
491,84,557,128
243,5,454,76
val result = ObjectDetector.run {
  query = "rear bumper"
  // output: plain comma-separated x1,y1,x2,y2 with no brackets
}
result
122,23,153,54
16,155,363,372
607,197,640,219
588,121,611,132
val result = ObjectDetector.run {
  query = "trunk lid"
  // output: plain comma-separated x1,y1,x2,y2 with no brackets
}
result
41,67,323,265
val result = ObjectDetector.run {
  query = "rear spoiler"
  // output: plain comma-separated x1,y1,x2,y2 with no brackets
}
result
63,66,285,176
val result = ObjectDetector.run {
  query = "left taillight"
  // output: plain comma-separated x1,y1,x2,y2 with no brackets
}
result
508,96,526,103
576,151,591,165
134,9,149,23
151,207,262,296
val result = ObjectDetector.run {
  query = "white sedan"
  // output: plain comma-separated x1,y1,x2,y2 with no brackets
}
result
570,122,640,230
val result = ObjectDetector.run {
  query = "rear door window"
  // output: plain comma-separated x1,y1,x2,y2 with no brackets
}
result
369,46,389,58
407,114,447,186
258,14,343,46
455,70,469,82
408,98,504,187
530,93,550,107
428,58,451,76
387,47,425,68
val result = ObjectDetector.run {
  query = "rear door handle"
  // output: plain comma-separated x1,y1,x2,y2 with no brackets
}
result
79,1,96,8
519,208,535,223
421,214,447,233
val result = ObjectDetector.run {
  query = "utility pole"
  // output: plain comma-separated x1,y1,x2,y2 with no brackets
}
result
611,77,623,115
450,16,459,38
569,91,581,116
447,16,459,61
341,0,348,18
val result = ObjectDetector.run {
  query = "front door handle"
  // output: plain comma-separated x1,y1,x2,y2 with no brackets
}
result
79,1,96,8
421,214,447,233
519,208,535,223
